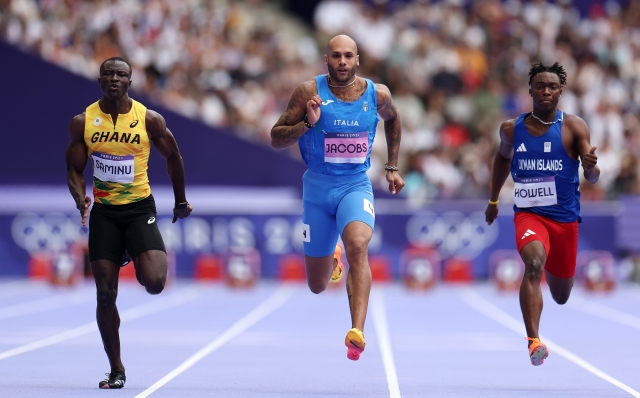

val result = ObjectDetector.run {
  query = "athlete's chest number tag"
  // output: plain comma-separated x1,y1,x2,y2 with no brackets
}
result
92,152,134,183
324,131,368,164
513,176,557,208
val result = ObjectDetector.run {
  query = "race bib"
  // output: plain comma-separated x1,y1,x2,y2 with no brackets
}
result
324,132,368,164
92,152,134,183
513,176,557,208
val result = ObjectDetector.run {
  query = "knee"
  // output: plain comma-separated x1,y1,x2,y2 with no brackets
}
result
524,258,544,281
96,288,117,308
308,280,327,294
145,277,165,295
344,237,368,259
550,288,571,305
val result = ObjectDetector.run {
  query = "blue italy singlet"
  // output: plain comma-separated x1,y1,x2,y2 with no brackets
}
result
511,110,581,223
297,75,379,175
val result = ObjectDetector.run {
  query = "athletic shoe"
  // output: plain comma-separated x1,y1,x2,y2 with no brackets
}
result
331,244,344,282
525,337,549,366
345,328,366,361
99,371,126,389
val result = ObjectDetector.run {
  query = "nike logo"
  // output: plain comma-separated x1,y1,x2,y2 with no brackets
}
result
148,217,155,224
349,340,362,349
130,120,139,128
303,230,307,238
321,100,334,106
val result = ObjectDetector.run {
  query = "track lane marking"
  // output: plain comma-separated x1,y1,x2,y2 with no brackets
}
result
371,287,402,398
459,288,640,397
135,285,296,398
0,285,199,361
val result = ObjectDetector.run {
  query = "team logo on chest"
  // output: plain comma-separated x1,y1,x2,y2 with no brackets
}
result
544,142,551,152
93,116,103,127
363,101,368,112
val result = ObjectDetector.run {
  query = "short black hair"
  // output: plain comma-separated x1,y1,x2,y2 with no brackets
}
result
528,61,566,86
100,57,132,75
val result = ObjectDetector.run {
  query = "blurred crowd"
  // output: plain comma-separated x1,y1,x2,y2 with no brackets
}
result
2,0,640,202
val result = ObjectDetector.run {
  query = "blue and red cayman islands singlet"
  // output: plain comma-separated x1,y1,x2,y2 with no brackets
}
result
511,110,581,223
297,75,379,176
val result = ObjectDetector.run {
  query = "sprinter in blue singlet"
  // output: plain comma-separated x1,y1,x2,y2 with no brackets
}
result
270,35,404,361
485,62,600,366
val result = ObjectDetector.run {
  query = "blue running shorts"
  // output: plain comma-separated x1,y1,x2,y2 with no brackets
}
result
301,169,375,257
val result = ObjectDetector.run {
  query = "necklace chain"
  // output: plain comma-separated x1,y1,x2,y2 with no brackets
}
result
327,74,357,88
530,111,563,125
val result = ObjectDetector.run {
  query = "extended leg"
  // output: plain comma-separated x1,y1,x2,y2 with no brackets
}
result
91,260,124,374
342,221,373,332
519,240,547,340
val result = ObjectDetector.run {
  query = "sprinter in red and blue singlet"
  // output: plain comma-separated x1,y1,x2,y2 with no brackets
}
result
485,62,600,366
270,35,405,361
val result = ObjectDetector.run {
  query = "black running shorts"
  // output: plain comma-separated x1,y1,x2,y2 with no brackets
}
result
88,194,166,265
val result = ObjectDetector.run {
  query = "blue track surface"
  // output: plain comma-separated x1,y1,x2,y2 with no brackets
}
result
1,278,639,397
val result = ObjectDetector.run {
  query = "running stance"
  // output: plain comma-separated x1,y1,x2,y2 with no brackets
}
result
66,57,192,388
485,62,599,366
270,35,404,361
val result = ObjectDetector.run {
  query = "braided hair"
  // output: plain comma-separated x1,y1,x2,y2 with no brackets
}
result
528,62,567,86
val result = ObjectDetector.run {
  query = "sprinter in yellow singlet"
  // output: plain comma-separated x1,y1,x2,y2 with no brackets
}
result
65,57,192,389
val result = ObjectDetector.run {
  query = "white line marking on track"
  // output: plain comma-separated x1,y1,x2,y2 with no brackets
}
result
0,286,94,321
459,288,640,398
371,287,401,398
0,286,199,361
135,285,296,398
569,296,640,330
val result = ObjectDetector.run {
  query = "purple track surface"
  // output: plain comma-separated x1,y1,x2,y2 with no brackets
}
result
1,278,640,397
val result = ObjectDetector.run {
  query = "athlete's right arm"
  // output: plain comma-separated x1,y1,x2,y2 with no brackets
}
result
66,113,92,227
270,80,320,151
485,119,515,226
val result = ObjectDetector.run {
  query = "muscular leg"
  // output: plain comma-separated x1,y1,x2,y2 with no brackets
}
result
305,254,334,294
519,241,547,343
133,249,167,295
546,271,573,305
342,221,372,332
91,260,124,374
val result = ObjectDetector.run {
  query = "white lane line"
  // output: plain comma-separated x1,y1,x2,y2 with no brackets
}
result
371,287,401,398
0,287,95,321
135,285,296,398
459,288,640,398
0,286,199,361
0,280,43,299
569,296,640,330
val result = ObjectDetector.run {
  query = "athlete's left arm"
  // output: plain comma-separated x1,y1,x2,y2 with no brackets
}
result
569,115,600,184
146,110,193,223
376,83,405,195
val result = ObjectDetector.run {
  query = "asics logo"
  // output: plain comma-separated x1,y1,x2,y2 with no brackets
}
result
148,217,155,224
130,120,139,128
322,100,334,106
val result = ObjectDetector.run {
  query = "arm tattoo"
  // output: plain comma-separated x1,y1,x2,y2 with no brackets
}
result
377,85,402,166
270,81,315,150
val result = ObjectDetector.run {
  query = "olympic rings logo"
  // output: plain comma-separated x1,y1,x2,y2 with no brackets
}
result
405,211,499,259
11,212,88,253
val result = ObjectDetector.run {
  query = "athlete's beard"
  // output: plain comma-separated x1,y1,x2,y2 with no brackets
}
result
327,64,356,84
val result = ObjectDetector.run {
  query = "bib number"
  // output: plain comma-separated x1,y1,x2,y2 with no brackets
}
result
324,131,368,164
513,176,557,208
92,152,134,183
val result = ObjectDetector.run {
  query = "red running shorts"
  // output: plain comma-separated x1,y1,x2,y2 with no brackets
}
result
514,212,579,278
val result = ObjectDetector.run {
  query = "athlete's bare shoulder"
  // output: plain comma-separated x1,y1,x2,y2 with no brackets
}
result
499,118,517,141
291,78,318,107
68,112,86,141
374,83,397,121
145,109,167,138
563,113,589,132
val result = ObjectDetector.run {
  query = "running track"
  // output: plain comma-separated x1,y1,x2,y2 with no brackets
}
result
1,278,640,397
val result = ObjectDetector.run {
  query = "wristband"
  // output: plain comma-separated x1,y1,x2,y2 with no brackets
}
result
488,199,499,205
303,114,315,129
384,163,399,172
176,202,188,209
